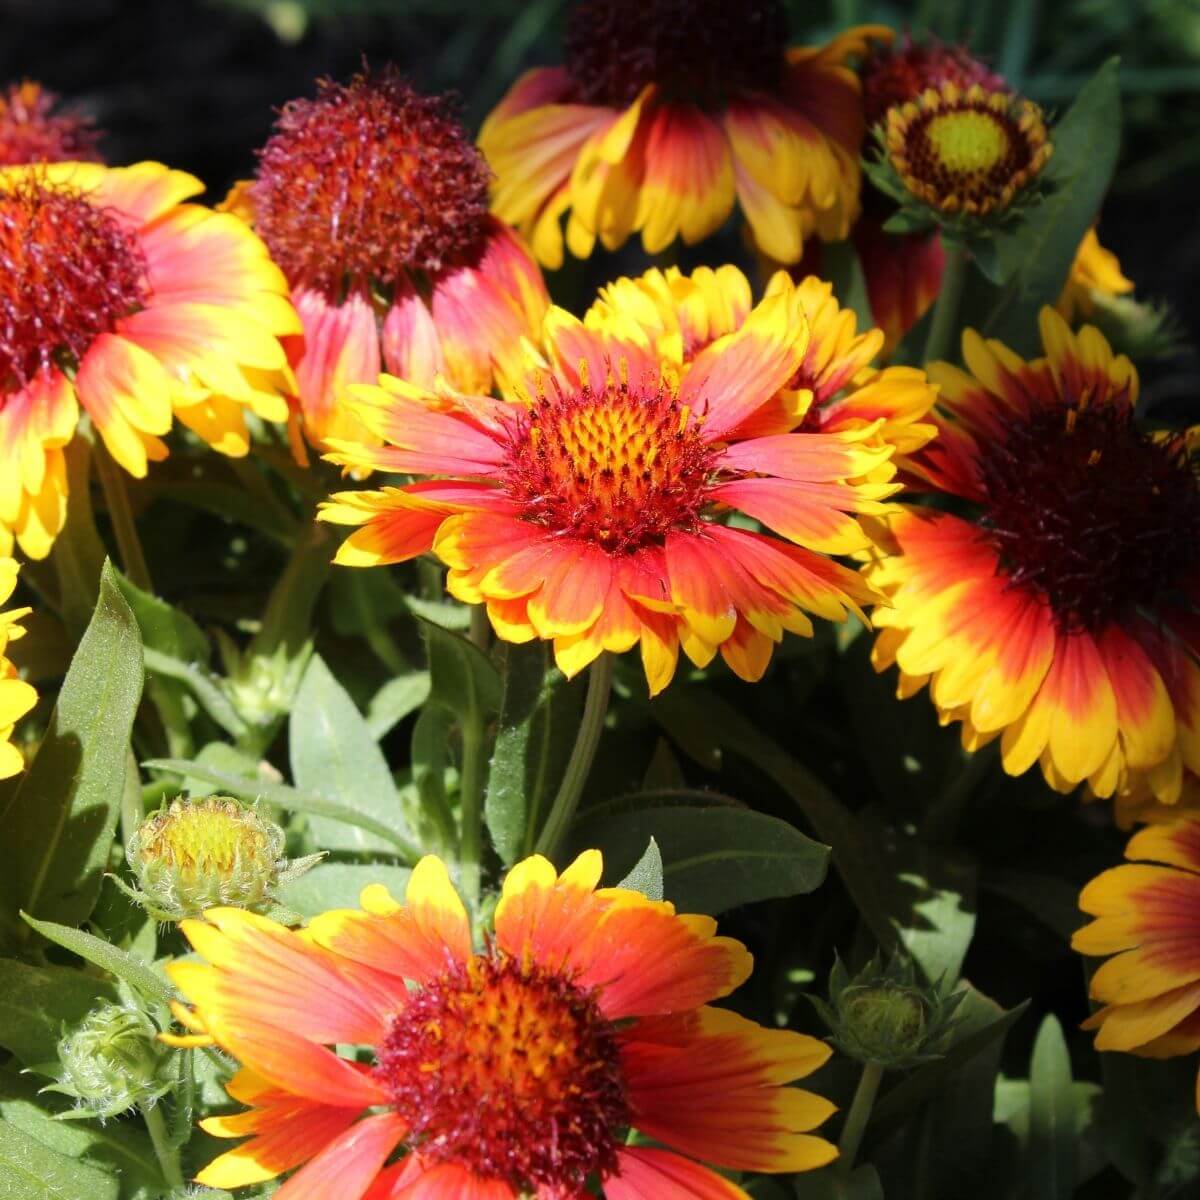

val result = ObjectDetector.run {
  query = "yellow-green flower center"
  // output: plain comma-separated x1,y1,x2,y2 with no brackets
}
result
925,110,1009,174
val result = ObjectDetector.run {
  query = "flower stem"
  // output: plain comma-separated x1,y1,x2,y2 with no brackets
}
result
141,1102,183,1190
458,606,492,910
94,440,153,593
838,1060,884,1174
535,654,613,861
922,241,969,367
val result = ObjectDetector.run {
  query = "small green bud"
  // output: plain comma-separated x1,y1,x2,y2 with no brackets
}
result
809,954,964,1070
121,795,321,921
46,1005,172,1119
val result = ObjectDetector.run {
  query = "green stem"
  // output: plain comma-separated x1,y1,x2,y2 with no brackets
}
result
458,608,491,910
535,654,613,861
922,242,969,367
94,440,153,593
141,1102,183,1190
838,1061,884,1174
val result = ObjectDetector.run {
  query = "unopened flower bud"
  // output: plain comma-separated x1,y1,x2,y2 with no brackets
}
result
46,1005,172,1119
809,954,964,1070
122,795,320,921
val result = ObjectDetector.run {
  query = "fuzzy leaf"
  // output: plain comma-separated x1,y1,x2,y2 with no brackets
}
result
0,959,117,1067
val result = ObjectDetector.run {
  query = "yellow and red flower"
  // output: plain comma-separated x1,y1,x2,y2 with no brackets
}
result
320,272,892,694
0,557,35,778
231,69,548,456
1057,226,1134,323
0,160,297,559
0,80,102,165
867,307,1200,804
166,851,838,1197
479,0,887,266
1074,816,1200,1111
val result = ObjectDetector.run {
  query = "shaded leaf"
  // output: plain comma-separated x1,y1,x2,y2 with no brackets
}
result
0,959,117,1067
366,672,431,740
1029,1015,1077,1200
278,862,414,917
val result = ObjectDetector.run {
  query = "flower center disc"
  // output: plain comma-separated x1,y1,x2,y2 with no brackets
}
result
976,399,1200,631
0,177,148,392
377,954,628,1193
250,70,491,295
925,110,1009,174
563,0,788,106
505,377,714,552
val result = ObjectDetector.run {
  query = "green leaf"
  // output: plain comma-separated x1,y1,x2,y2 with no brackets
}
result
290,654,405,853
617,838,663,901
823,238,874,335
792,1164,885,1199
410,705,457,851
0,1065,161,1199
966,59,1123,353
419,616,502,718
652,688,899,947
20,915,172,1006
366,672,431,740
278,862,414,918
572,802,829,914
1029,1015,1076,1200
108,567,207,663
143,758,419,861
0,561,144,942
486,644,580,865
0,959,117,1067
0,1119,118,1200
49,439,106,640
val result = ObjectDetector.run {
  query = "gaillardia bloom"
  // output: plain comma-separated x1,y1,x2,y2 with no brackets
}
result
320,276,890,694
232,69,547,454
0,557,35,778
479,0,886,266
167,852,838,1197
0,161,296,558
0,79,102,165
1074,816,1200,1110
1057,226,1134,323
873,81,1051,229
867,308,1200,803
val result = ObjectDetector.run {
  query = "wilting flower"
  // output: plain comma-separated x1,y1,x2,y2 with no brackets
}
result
320,274,890,694
1074,816,1200,1110
0,557,35,779
479,0,886,266
121,796,322,922
867,308,1200,804
166,852,838,1197
230,68,548,455
0,79,102,165
0,161,297,558
869,81,1051,233
1057,226,1134,323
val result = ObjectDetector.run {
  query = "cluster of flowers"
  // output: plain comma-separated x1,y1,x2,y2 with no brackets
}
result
2,1,1198,1194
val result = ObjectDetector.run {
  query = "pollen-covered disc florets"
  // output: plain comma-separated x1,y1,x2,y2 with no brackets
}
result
883,82,1050,219
123,796,319,921
250,69,492,295
0,80,102,166
563,0,788,106
377,952,629,1192
504,372,715,552
0,175,148,390
976,398,1200,634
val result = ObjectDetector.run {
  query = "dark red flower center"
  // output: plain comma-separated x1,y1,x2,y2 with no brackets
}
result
861,40,1006,129
564,0,788,107
976,397,1200,632
504,370,715,552
0,176,148,392
0,80,103,166
250,69,491,297
376,953,629,1193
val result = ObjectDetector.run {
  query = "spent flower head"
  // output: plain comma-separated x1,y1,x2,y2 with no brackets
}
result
121,796,320,922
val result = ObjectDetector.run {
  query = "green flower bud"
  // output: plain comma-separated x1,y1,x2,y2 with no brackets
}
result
809,954,964,1070
46,1005,172,1119
121,796,321,921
